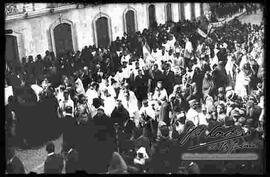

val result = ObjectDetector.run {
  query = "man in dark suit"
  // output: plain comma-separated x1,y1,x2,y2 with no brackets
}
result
44,143,64,174
134,69,148,105
149,64,164,93
163,63,175,95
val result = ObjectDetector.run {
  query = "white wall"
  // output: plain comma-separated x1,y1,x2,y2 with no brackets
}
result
5,3,206,61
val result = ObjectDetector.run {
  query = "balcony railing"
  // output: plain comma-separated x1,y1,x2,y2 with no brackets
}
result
5,3,74,17
5,3,78,22
5,3,24,16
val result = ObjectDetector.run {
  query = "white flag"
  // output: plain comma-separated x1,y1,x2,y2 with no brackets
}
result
143,45,154,64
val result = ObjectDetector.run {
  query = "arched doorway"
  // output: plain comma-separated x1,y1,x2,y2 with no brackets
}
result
191,3,195,20
95,16,110,48
200,3,204,17
148,4,156,28
53,23,74,58
166,3,173,22
5,35,19,69
179,4,185,20
125,10,136,35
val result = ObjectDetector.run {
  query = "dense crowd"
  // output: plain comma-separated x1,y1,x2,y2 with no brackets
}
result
5,9,265,174
209,3,262,18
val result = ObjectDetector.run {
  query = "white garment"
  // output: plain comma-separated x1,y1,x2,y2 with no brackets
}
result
122,66,132,79
75,78,85,95
186,108,199,127
152,88,168,102
85,88,99,106
198,113,209,126
118,90,138,117
225,56,235,80
31,84,43,101
103,96,116,116
59,99,75,117
114,71,124,83
234,71,251,98
239,55,248,70
5,86,13,106
184,41,193,58
121,54,131,64
139,105,156,120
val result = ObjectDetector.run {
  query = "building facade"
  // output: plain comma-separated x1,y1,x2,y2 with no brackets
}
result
5,3,210,63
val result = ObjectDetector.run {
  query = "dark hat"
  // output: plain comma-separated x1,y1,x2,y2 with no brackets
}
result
65,106,73,114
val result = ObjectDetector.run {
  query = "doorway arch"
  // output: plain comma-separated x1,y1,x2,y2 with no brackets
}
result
5,35,20,68
148,4,156,28
50,19,76,58
93,12,112,49
165,3,173,22
123,7,138,35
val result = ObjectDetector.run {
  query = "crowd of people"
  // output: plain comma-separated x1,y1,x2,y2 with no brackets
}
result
5,8,265,174
209,3,262,18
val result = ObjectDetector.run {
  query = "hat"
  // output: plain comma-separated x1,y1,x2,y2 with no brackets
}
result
238,117,246,124
225,86,233,92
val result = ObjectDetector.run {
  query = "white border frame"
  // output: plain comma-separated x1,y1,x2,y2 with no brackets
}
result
49,18,77,56
92,12,113,48
123,6,138,34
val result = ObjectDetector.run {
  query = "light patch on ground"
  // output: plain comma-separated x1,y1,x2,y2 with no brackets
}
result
15,134,63,174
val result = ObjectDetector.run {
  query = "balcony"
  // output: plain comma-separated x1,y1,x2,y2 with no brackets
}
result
5,3,78,22
5,3,25,16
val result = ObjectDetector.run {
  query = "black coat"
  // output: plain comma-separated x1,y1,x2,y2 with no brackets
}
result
44,154,64,174
111,106,130,127
134,75,148,101
163,70,175,95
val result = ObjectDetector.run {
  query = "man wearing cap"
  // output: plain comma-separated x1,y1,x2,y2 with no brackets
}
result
152,81,168,103
186,99,200,127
